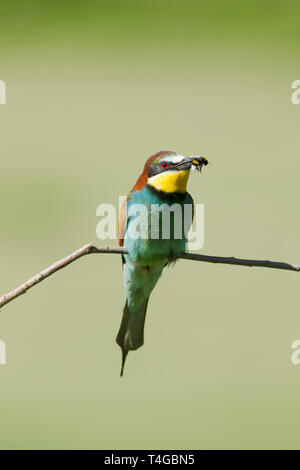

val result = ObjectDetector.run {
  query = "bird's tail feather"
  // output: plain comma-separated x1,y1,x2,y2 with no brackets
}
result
116,298,149,376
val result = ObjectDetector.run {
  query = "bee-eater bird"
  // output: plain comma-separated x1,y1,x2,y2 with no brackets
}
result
117,151,208,376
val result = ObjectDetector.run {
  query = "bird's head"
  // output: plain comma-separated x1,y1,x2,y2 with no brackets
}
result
133,151,208,194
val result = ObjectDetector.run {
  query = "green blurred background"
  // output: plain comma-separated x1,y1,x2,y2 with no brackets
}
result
1,0,300,449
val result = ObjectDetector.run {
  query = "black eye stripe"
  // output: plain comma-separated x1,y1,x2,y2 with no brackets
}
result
148,162,175,177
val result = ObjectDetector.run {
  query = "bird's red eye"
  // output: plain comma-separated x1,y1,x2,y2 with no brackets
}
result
161,162,168,169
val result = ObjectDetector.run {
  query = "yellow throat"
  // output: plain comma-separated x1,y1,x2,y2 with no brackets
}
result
147,170,190,194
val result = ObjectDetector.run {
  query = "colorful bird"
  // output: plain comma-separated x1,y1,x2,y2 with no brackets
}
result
117,151,208,375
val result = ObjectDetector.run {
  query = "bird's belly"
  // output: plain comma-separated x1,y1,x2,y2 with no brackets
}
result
125,235,186,266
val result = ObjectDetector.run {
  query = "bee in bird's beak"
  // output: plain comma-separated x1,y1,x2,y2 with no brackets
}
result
173,155,209,172
191,156,209,172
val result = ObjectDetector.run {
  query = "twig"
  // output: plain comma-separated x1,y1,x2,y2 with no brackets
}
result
0,244,127,309
180,252,300,272
0,243,299,310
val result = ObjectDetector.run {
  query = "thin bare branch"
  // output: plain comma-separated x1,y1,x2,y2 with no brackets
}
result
0,243,299,310
180,252,300,272
0,244,126,309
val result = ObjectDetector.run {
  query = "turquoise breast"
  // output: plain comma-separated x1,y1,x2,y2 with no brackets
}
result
124,185,193,266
